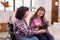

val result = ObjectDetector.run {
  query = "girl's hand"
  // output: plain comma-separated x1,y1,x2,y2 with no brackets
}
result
35,23,41,26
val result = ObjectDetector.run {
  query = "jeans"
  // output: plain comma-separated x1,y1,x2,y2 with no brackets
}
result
17,35,38,40
43,32,54,40
33,34,48,40
33,32,54,40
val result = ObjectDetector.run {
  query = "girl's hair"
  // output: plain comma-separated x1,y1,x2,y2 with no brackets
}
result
29,7,45,25
15,6,29,20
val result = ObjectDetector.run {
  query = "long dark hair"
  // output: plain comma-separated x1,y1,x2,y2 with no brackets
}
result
29,7,45,25
15,6,29,20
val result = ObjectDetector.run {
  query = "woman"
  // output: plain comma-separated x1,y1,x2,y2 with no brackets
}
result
29,7,54,40
13,6,45,40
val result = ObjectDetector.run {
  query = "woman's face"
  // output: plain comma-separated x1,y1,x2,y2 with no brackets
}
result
37,10,44,17
24,11,29,18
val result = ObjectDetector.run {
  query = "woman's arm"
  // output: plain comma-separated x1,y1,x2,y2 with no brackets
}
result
16,21,37,35
16,21,47,35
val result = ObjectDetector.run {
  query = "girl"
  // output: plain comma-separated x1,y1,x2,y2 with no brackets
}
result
29,7,54,40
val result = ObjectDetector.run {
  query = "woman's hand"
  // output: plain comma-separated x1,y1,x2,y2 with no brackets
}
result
35,28,39,31
35,29,46,34
40,30,46,33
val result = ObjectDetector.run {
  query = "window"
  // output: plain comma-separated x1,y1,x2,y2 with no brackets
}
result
0,0,35,11
15,0,35,11
24,0,30,11
15,0,22,11
0,0,4,11
32,0,35,11
24,0,30,7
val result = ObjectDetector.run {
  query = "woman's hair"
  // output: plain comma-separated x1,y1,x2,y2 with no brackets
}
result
29,7,45,25
15,6,29,20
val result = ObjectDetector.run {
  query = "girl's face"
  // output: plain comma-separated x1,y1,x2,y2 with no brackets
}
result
24,11,29,18
37,10,44,17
